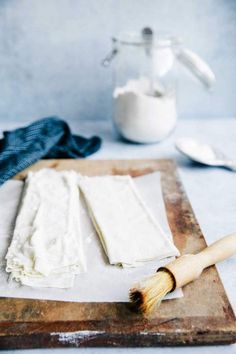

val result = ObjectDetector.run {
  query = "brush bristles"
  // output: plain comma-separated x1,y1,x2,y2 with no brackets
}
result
129,271,174,315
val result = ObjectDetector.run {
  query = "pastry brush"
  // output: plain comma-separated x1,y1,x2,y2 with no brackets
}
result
129,232,236,315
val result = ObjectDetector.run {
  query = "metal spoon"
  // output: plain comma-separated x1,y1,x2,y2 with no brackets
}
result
175,137,236,171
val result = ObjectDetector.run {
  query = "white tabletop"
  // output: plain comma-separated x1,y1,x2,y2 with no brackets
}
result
1,118,236,353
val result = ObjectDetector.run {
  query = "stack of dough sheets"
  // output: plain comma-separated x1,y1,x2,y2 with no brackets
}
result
79,175,179,267
6,169,86,288
6,169,179,289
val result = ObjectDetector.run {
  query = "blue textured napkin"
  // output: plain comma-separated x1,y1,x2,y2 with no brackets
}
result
0,117,102,185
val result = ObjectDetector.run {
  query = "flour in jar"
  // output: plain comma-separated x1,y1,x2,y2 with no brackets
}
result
113,77,177,143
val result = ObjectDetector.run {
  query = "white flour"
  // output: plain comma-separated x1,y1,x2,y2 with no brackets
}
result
176,138,217,162
113,78,177,143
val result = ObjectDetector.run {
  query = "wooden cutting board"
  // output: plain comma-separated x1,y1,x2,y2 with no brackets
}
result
0,159,235,348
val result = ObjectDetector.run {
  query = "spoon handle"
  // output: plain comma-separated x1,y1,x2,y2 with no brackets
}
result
223,161,236,172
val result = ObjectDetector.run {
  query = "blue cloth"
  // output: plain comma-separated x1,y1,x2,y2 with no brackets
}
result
0,117,102,185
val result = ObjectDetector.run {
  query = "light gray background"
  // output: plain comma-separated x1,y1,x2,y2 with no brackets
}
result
0,0,236,123
0,2,236,352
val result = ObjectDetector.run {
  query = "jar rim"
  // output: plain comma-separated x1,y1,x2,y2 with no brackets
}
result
112,31,181,48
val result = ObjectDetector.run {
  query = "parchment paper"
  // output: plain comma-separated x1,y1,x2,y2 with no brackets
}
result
0,172,182,302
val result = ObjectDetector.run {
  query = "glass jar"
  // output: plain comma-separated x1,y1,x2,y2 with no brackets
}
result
103,30,215,144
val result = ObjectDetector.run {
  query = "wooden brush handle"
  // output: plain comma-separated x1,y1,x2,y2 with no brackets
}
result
196,232,236,267
162,233,236,290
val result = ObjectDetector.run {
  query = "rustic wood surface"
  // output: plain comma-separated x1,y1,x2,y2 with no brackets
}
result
0,159,235,348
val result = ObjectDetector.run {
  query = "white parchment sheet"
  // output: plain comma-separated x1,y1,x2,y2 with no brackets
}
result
0,172,182,302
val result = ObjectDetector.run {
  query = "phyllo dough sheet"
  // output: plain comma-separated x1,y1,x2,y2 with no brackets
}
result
6,169,86,288
79,175,179,267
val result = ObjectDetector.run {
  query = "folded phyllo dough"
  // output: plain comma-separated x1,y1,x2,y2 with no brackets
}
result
79,175,179,267
6,169,86,288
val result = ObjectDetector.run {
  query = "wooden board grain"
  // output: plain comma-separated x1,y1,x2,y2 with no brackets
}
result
0,159,235,348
